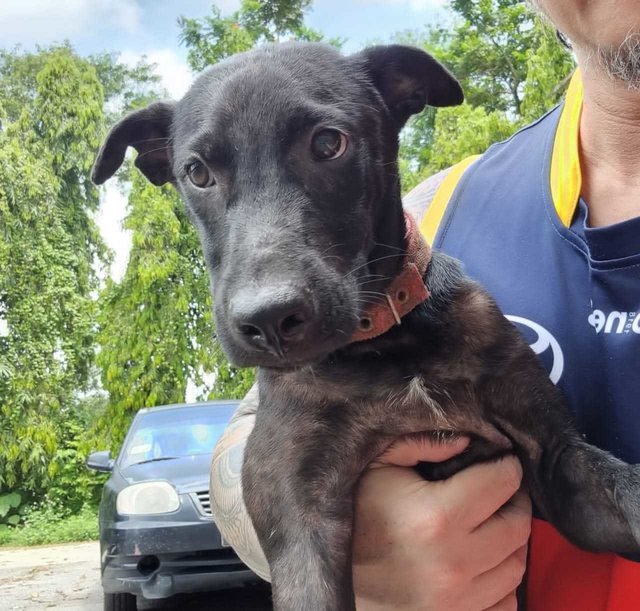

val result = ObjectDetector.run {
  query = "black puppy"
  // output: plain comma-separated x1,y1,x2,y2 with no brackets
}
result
92,43,640,611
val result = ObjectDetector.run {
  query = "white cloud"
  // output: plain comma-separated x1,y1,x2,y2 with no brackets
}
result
96,49,192,283
118,48,194,100
186,371,216,403
0,0,142,47
356,0,446,10
96,181,132,283
211,0,243,13
409,0,447,8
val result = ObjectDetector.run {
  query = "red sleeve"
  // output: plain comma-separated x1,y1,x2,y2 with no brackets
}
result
528,518,640,611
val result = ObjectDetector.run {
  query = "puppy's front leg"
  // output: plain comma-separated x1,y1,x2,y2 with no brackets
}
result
242,402,363,611
481,318,640,553
537,436,640,553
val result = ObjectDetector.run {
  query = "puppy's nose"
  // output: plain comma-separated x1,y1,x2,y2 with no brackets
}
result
230,288,314,357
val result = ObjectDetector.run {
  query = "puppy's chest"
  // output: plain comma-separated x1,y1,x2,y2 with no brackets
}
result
281,364,471,434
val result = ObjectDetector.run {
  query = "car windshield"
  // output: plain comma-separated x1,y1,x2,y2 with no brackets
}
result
119,404,236,469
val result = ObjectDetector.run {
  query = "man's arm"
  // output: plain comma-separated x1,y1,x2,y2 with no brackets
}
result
402,167,452,223
209,383,270,581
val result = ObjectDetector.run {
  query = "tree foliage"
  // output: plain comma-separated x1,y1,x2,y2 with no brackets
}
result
97,178,212,446
438,0,540,114
179,0,327,71
0,45,159,504
399,1,574,189
0,47,106,493
520,24,575,123
88,51,163,119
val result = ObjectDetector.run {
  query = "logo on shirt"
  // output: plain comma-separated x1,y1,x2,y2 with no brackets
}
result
588,310,640,335
505,315,564,384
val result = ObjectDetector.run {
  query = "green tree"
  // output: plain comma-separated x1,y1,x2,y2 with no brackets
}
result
520,24,575,123
0,45,160,505
430,105,515,171
0,46,159,129
0,48,107,493
179,0,327,71
398,3,574,189
89,51,162,119
437,0,541,115
96,177,218,446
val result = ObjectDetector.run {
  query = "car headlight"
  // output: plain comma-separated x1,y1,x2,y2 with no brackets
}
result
117,481,180,515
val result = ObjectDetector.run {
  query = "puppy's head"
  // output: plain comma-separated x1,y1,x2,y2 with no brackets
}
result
93,43,462,368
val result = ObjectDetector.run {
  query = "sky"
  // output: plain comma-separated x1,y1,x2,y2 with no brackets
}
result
1,1,451,99
0,0,451,281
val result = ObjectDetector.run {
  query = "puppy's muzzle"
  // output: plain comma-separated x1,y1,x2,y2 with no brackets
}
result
229,285,315,358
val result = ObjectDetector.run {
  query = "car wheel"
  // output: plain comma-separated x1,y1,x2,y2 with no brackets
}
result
104,592,137,611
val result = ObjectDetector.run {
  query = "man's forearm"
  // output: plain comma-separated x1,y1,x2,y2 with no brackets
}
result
209,383,271,581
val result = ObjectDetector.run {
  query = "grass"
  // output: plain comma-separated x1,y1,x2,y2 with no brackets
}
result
0,503,99,547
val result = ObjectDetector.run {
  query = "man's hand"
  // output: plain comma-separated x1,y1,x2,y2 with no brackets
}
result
353,435,531,611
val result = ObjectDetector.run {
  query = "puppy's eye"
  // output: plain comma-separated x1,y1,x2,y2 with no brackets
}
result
311,129,348,161
186,160,214,188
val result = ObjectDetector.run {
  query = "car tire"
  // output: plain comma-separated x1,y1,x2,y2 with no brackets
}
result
104,592,137,611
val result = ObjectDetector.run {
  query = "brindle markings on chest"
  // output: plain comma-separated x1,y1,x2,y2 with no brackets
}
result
273,266,510,442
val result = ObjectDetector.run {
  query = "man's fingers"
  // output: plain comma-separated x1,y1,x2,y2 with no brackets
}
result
482,592,519,611
469,491,532,570
471,545,527,611
372,433,470,468
437,455,524,530
499,487,532,517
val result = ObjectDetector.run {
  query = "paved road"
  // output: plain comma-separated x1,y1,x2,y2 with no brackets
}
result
0,541,272,610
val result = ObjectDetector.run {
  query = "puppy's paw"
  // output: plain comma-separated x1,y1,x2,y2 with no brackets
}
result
620,464,640,549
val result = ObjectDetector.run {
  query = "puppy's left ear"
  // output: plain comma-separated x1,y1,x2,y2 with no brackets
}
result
92,101,176,186
356,45,463,128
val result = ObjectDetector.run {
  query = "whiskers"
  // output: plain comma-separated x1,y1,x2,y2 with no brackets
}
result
318,243,347,265
356,273,388,286
373,241,407,254
357,290,386,305
343,252,407,280
131,136,174,161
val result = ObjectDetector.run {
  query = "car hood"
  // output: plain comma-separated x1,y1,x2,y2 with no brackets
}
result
119,453,213,493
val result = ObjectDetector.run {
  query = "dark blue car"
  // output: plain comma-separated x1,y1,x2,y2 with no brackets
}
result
87,401,260,611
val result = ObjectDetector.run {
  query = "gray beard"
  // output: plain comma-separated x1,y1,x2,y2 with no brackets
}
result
526,1,640,90
594,33,640,90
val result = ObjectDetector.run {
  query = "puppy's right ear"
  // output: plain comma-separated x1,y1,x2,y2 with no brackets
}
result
92,101,175,186
355,45,463,129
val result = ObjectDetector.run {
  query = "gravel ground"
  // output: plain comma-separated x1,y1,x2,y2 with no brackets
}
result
0,541,272,610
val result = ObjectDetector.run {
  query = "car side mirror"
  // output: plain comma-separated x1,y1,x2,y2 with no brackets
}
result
86,450,114,472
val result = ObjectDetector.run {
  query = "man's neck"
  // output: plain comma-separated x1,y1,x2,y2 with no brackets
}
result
577,54,640,227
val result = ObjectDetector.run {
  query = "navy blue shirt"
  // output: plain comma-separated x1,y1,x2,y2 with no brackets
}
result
417,85,640,608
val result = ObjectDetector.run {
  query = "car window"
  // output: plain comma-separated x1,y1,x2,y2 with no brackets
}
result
120,405,235,468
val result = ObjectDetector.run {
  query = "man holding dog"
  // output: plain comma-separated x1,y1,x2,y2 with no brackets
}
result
211,0,640,609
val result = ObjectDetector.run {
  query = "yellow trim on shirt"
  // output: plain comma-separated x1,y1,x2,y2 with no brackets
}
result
419,155,480,244
419,70,582,240
550,69,583,227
